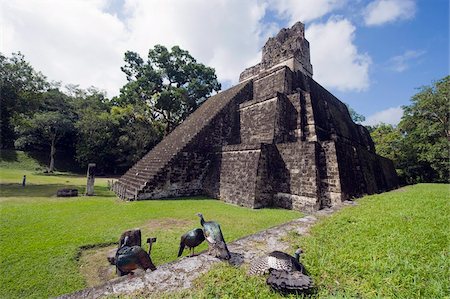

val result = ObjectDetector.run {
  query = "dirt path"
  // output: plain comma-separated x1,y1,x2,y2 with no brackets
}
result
60,202,355,299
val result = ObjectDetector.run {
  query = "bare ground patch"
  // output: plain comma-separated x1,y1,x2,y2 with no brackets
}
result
79,245,117,287
141,218,193,232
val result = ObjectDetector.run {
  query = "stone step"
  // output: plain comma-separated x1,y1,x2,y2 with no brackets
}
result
137,159,163,165
127,169,157,177
133,165,162,172
123,170,158,181
119,178,146,190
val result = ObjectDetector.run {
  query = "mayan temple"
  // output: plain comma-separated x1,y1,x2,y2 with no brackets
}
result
113,22,398,212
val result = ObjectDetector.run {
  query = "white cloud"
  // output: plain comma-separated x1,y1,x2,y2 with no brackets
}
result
270,0,346,24
388,49,425,72
363,0,416,26
363,106,403,126
122,0,267,86
306,17,371,91
0,0,267,97
0,0,370,97
0,0,128,96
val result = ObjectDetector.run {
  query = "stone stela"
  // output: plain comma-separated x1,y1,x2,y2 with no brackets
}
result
112,22,398,212
86,163,96,196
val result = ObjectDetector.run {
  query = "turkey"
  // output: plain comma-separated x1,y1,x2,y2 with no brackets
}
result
197,213,231,260
178,228,205,257
266,269,314,295
115,236,157,276
248,248,314,294
248,248,306,275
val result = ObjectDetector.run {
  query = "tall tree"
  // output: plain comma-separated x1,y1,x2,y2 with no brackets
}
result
15,111,74,172
116,45,221,135
75,109,119,172
370,123,403,163
345,103,366,124
112,105,163,168
14,89,75,172
399,76,449,182
0,52,48,148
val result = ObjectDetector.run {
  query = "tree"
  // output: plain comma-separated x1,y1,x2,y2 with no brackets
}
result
399,76,449,182
116,45,221,135
15,111,74,172
112,105,163,168
75,105,163,173
370,123,403,163
370,123,412,184
75,109,120,172
345,103,366,124
0,52,48,148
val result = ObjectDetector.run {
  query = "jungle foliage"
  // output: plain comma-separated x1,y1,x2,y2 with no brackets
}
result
1,47,220,173
369,76,449,183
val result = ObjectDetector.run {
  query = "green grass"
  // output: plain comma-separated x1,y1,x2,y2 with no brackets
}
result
176,184,449,298
0,163,301,298
0,150,45,171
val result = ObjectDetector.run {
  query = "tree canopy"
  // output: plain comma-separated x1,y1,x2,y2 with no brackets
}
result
0,52,48,148
398,75,449,182
116,45,221,134
370,76,449,184
345,104,366,124
1,47,220,173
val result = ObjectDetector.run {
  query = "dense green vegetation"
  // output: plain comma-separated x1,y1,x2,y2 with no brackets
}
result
1,48,220,173
368,76,449,184
167,184,448,298
0,157,300,298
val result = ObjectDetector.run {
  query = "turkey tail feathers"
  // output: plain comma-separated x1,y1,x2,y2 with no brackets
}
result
178,242,185,257
248,256,270,275
266,270,314,294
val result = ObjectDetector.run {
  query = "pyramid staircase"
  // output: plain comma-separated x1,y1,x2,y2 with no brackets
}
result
113,82,251,200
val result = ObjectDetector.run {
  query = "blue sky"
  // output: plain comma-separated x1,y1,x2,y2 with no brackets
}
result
1,0,448,125
331,0,449,124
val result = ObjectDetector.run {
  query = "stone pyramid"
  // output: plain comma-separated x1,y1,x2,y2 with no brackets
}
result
113,21,398,212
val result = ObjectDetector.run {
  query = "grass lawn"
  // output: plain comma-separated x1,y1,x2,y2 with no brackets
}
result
171,184,449,298
0,152,301,298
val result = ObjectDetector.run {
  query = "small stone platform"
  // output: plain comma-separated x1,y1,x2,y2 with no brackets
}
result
60,202,355,298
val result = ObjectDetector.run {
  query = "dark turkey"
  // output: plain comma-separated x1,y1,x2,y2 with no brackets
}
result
115,236,157,276
178,228,205,257
197,213,231,260
248,248,314,294
248,248,306,275
266,269,314,295
118,229,142,247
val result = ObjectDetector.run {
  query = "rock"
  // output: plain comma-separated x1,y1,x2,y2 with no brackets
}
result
106,248,117,265
57,189,78,197
86,163,96,196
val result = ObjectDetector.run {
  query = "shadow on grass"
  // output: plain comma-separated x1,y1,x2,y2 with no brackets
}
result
0,183,114,198
152,195,218,201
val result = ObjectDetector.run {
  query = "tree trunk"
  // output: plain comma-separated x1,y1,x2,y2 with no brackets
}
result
164,111,172,136
48,135,56,172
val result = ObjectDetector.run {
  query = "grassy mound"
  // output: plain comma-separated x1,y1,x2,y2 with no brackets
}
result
0,150,44,171
177,184,449,298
